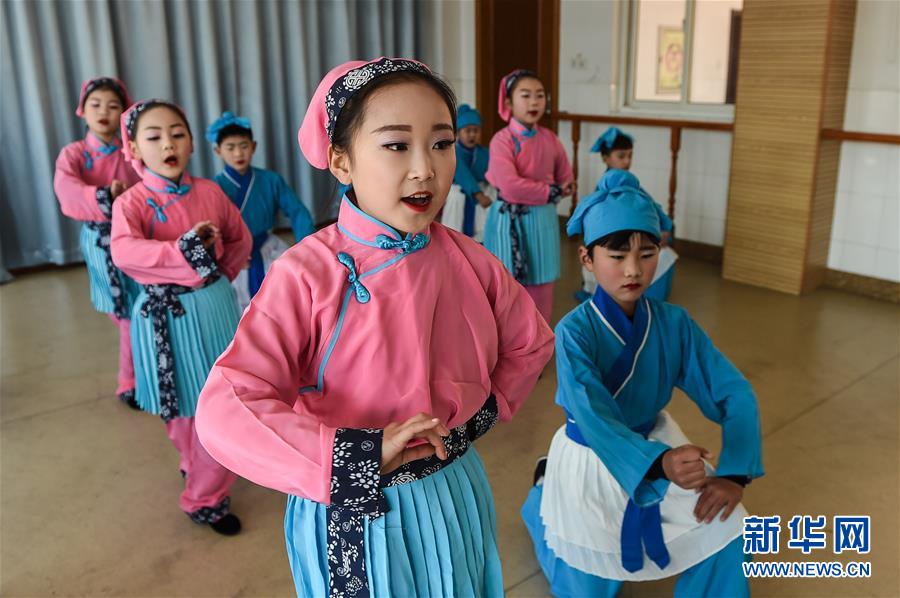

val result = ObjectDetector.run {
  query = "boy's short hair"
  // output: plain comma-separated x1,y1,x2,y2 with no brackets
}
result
600,134,633,156
216,124,253,145
586,229,660,257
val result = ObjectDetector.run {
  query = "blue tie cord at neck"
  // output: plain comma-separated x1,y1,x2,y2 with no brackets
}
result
83,146,116,170
375,233,429,254
337,252,370,304
146,198,168,223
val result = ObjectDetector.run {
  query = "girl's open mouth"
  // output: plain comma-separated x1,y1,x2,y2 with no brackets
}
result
164,155,178,167
401,192,433,213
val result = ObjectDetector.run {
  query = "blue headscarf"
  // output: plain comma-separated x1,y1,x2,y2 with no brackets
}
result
567,169,660,246
590,126,633,154
457,104,482,129
206,111,252,144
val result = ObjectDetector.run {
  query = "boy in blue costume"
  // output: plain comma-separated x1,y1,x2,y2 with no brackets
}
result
207,112,315,308
442,104,493,240
523,170,763,597
576,127,677,303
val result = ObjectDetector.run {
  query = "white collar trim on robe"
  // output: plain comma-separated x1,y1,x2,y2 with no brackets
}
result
222,168,257,213
590,300,626,345
612,300,652,399
589,297,654,398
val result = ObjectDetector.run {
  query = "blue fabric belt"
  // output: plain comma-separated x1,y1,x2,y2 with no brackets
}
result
247,232,269,298
462,193,477,237
564,413,671,573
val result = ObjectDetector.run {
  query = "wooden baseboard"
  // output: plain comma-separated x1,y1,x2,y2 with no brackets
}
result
824,269,900,303
7,261,85,278
674,239,724,265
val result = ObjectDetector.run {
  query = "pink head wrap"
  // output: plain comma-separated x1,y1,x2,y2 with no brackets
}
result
120,99,193,175
76,77,132,117
298,57,431,169
497,68,538,122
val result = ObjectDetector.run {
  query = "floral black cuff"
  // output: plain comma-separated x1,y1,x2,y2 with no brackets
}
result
330,427,385,515
188,496,230,523
96,186,113,219
178,230,218,280
548,184,563,204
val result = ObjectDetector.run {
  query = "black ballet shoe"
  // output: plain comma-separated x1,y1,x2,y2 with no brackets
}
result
533,456,548,486
118,390,141,410
209,513,242,536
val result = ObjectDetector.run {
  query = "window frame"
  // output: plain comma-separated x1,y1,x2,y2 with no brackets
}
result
615,0,738,122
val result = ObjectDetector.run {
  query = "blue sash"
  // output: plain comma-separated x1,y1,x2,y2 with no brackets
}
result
566,289,670,573
247,232,268,298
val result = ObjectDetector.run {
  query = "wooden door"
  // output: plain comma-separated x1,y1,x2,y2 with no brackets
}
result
475,0,560,140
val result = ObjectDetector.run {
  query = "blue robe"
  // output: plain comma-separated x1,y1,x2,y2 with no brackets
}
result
523,288,762,596
453,143,490,237
214,166,314,297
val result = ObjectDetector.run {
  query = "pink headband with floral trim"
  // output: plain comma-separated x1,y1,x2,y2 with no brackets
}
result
298,57,431,169
497,68,538,122
76,77,132,117
120,99,192,175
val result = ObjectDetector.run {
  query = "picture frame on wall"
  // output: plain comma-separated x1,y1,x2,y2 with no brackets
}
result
656,25,684,95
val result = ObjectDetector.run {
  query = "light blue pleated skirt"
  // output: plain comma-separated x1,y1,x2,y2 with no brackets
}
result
284,448,505,598
80,224,140,315
483,201,561,286
131,276,240,417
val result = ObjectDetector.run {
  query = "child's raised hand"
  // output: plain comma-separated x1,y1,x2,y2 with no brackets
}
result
693,477,743,524
381,413,451,475
475,192,492,208
110,179,128,198
662,444,712,490
192,221,221,249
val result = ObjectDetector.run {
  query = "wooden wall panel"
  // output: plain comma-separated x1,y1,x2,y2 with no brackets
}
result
804,0,857,291
723,0,857,294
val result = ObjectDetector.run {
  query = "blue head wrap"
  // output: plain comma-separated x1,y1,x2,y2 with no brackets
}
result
566,169,660,246
457,104,482,129
206,111,252,144
590,126,634,154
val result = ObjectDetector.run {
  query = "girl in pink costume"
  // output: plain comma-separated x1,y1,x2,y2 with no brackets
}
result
195,58,554,596
483,69,575,323
111,99,251,535
54,77,141,406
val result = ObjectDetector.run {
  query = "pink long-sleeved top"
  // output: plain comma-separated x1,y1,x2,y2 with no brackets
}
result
54,132,141,221
195,197,555,503
110,169,251,286
485,119,573,205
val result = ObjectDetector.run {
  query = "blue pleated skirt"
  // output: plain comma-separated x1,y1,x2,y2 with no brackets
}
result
284,448,505,598
80,224,140,315
131,277,240,417
483,201,561,286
